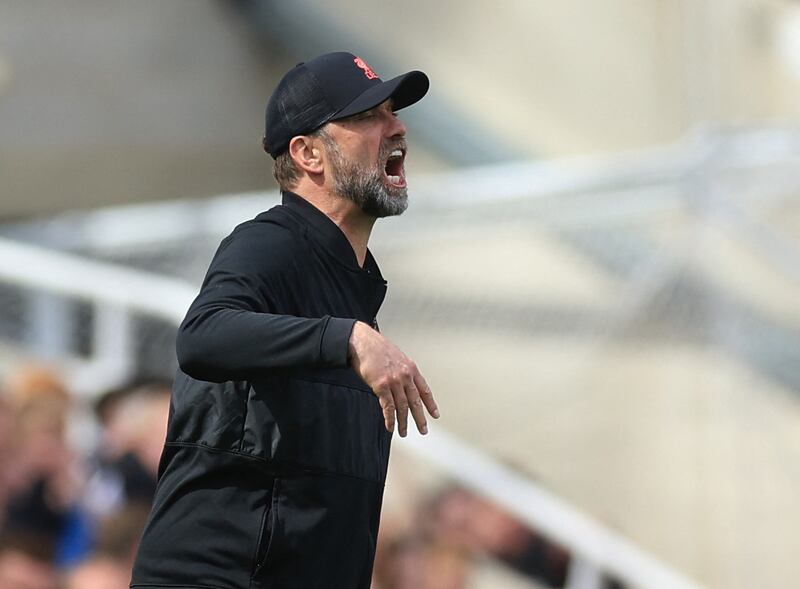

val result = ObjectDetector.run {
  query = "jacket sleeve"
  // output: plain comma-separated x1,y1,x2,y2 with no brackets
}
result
175,222,356,382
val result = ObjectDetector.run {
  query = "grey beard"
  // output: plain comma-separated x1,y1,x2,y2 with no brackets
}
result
324,137,408,218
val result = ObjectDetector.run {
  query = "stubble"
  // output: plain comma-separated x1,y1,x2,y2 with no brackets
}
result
320,131,408,218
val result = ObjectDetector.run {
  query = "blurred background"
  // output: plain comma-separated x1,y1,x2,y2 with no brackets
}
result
1,1,800,588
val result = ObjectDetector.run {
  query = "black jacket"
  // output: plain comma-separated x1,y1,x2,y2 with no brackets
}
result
131,192,391,589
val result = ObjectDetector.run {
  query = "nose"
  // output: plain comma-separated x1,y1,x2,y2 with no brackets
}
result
387,111,407,138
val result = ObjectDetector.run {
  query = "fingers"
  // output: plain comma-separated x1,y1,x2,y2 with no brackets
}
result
397,365,438,437
377,386,395,434
414,372,440,419
391,381,409,437
379,380,430,437
404,377,428,436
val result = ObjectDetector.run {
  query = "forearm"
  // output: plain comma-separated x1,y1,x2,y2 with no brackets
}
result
177,306,355,382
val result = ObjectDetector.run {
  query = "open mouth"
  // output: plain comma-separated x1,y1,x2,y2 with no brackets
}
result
384,148,406,189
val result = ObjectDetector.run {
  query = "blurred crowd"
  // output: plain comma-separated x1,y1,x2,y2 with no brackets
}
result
0,365,168,589
374,485,573,589
0,363,589,589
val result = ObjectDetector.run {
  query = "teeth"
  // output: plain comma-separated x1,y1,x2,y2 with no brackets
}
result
387,175,402,185
389,149,403,158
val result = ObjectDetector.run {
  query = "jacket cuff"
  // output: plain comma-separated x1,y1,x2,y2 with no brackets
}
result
320,317,357,367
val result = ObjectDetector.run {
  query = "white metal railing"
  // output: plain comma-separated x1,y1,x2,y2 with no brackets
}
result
0,237,193,321
0,237,195,396
0,235,703,589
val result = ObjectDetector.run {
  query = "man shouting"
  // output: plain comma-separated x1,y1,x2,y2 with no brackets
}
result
131,51,439,589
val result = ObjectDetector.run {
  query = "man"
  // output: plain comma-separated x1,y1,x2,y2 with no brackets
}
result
130,52,439,589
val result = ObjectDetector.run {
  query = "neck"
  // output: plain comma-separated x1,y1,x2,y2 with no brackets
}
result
290,182,376,267
320,195,376,267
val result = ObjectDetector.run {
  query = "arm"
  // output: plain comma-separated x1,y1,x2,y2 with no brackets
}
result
176,223,355,382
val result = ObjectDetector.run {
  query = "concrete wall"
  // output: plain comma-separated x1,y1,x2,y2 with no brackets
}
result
0,1,295,218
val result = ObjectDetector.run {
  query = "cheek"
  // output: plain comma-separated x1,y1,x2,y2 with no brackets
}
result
346,141,379,165
343,129,383,163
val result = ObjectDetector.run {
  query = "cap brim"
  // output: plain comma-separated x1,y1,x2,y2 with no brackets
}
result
332,70,429,121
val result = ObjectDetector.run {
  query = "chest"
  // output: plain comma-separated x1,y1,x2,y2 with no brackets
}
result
272,245,387,324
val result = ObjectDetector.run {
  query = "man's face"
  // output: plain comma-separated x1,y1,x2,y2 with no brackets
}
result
321,99,409,218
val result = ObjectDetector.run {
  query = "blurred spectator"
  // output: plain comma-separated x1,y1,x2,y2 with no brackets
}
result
108,383,170,491
0,365,86,565
93,503,151,571
374,485,572,589
373,489,474,589
423,485,571,587
63,503,151,589
0,531,58,589
421,540,471,589
64,555,130,589
0,366,175,587
373,534,426,589
2,366,74,508
83,381,171,517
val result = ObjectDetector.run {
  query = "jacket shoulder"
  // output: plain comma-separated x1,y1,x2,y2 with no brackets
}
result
221,205,303,250
203,206,307,281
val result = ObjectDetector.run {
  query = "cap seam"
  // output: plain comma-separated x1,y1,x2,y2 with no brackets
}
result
297,68,336,135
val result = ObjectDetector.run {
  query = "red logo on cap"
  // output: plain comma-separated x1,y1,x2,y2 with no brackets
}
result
354,57,378,80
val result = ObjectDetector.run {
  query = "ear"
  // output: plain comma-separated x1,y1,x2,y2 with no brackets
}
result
288,135,324,176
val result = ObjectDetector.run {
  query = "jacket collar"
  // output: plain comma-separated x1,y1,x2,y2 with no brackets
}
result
281,191,384,279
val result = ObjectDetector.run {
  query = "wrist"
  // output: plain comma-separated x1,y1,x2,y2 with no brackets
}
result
348,321,369,363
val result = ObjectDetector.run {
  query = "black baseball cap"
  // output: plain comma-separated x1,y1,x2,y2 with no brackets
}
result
264,51,429,159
